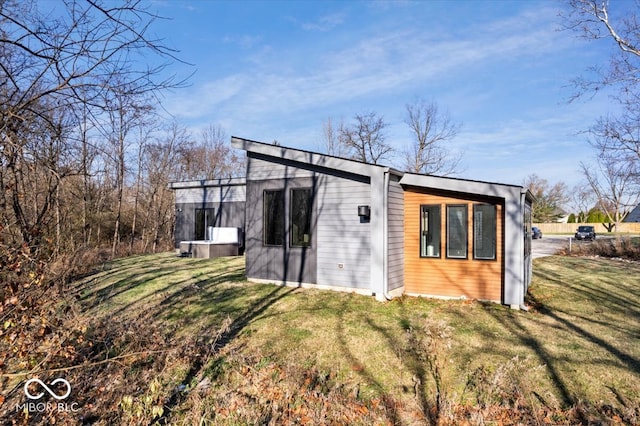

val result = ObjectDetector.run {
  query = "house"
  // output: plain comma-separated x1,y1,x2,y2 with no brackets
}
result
623,203,640,223
168,177,246,257
170,137,535,308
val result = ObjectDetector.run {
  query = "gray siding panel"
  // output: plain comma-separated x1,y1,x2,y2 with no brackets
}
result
247,155,314,181
174,201,245,248
243,150,373,291
244,177,317,284
175,185,245,204
387,177,404,291
316,174,371,290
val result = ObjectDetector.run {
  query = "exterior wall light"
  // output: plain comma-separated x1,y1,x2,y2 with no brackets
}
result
358,205,370,218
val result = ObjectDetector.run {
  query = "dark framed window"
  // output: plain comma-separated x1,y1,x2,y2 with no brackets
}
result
290,188,312,247
474,204,496,260
195,208,215,240
447,205,467,259
420,205,441,258
263,190,284,246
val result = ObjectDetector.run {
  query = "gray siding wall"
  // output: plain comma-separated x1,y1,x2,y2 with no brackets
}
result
246,154,371,290
244,173,317,284
174,201,245,247
315,174,371,290
387,175,404,291
174,184,246,204
173,184,246,247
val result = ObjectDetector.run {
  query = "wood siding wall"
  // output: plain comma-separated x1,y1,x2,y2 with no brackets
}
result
404,189,503,302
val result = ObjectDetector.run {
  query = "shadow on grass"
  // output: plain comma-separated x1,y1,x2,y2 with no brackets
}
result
481,257,640,408
76,254,301,422
333,297,404,425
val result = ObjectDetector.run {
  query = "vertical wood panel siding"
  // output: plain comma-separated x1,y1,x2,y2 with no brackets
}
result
387,177,404,291
404,190,503,301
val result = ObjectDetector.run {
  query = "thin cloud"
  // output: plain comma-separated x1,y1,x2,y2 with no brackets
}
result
289,12,346,32
222,34,263,49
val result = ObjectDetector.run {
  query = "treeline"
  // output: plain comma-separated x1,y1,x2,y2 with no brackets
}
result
0,0,244,383
1,119,243,258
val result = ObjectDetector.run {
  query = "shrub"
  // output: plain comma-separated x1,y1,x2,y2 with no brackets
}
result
564,237,640,261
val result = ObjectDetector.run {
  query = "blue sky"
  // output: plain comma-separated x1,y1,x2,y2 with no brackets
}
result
151,0,616,187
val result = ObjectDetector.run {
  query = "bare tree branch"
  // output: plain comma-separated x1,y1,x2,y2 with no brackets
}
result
402,98,462,176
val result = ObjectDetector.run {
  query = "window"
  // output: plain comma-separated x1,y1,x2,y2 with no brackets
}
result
264,190,284,246
290,188,312,247
447,205,467,258
420,205,441,257
474,204,496,260
195,208,215,240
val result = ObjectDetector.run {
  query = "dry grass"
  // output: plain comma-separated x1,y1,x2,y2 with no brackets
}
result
2,253,638,425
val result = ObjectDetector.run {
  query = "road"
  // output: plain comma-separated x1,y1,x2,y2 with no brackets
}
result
532,235,571,259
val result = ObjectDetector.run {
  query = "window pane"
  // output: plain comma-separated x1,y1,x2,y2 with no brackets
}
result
195,208,214,240
447,205,467,258
264,190,284,245
420,205,440,257
291,188,312,247
474,204,496,260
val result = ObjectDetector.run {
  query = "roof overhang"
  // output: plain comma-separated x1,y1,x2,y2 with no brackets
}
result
231,136,404,180
168,177,246,190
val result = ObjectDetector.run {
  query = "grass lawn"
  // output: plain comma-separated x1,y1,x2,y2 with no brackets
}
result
11,253,638,425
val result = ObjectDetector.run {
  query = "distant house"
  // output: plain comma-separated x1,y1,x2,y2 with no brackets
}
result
170,137,535,309
624,204,640,223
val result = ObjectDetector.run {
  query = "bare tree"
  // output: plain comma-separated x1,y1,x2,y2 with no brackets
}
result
580,153,639,231
568,183,596,222
320,117,349,157
0,0,184,252
564,0,640,181
402,99,462,176
564,0,640,100
178,124,245,180
339,112,393,164
143,121,188,252
563,1,640,230
523,174,569,222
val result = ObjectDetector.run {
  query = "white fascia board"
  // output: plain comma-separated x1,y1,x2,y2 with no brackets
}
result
168,177,247,190
399,173,523,200
232,136,403,179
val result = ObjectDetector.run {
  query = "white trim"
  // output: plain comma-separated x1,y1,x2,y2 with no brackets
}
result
387,286,404,298
247,278,374,296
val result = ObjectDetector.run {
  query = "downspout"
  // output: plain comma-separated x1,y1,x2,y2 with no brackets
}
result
520,189,533,311
382,168,392,300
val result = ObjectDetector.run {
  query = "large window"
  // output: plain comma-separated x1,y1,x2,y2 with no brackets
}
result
447,205,467,258
263,190,284,246
474,204,496,260
290,188,312,247
420,205,441,257
195,208,214,240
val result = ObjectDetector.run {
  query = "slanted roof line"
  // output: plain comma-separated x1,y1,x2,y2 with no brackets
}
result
231,136,404,178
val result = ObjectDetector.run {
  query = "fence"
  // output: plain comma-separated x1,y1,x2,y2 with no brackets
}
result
533,222,640,234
